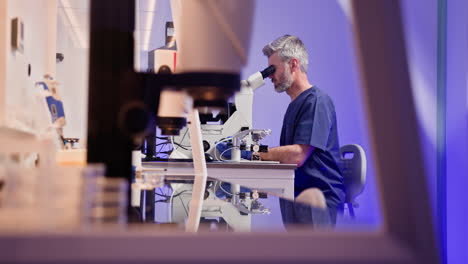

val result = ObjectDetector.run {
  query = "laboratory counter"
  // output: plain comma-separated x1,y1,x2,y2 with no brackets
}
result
142,161,297,199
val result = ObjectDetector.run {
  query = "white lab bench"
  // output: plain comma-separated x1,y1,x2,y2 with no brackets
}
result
142,161,297,199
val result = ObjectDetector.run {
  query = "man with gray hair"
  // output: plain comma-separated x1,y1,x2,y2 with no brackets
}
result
259,35,344,227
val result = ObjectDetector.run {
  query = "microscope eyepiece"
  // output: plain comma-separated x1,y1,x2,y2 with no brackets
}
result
260,65,276,79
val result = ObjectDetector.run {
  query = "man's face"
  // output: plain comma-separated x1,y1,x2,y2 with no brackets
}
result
268,53,293,93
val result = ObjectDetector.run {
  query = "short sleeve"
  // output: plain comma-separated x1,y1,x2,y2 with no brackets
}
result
293,96,332,150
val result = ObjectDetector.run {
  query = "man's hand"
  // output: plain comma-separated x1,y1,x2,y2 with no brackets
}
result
259,144,314,166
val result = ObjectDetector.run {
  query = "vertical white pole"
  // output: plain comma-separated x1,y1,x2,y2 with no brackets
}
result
47,0,58,77
185,109,208,232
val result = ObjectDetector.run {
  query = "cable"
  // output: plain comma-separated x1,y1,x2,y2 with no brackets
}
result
216,137,232,144
170,129,191,150
158,140,190,149
219,182,233,196
170,136,186,157
214,137,233,161
219,147,239,161
170,191,192,222
180,127,189,145
178,195,189,217
212,181,221,198
156,143,167,157
155,188,169,199
172,141,190,150
168,186,180,223
186,198,192,217
168,187,190,222
156,190,188,199
158,143,166,152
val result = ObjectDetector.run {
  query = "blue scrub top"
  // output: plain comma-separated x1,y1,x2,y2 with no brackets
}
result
280,86,345,209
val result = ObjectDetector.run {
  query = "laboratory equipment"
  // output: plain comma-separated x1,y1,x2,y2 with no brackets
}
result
167,66,275,161
230,128,271,161
169,181,270,232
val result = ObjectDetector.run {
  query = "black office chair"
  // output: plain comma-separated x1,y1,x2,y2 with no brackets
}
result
339,144,367,218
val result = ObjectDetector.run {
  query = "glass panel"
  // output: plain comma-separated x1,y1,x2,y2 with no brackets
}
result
52,0,385,232
136,0,382,232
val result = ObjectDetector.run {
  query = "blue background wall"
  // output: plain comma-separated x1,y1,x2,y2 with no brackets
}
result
446,0,467,263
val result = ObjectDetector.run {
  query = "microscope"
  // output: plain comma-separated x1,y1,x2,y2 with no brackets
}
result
164,65,276,162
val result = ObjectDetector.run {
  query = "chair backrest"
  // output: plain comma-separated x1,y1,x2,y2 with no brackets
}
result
339,144,367,205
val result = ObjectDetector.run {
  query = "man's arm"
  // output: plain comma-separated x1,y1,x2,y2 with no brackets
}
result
259,144,315,166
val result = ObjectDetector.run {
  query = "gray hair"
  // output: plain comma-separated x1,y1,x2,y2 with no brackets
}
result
262,35,309,73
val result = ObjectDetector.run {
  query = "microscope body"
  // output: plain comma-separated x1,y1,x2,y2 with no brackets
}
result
168,66,274,161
